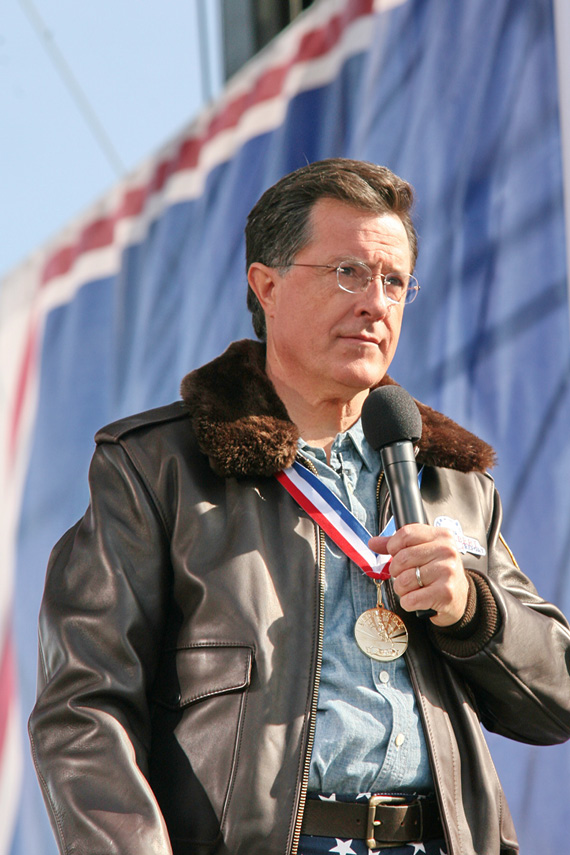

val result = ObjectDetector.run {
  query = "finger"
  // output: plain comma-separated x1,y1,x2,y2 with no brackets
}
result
398,562,469,624
398,587,435,614
368,534,391,554
388,530,459,579
386,523,432,555
392,564,429,597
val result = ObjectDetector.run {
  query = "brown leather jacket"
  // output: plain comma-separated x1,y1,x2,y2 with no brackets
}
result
29,340,570,855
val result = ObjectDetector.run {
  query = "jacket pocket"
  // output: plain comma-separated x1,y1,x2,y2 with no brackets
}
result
149,643,254,850
153,642,254,710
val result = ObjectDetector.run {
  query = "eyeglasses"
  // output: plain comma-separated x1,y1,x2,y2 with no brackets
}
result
287,260,420,305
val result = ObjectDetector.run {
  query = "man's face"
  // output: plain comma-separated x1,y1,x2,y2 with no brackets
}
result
250,198,412,403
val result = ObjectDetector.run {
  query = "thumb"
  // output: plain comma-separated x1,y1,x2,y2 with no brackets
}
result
368,534,390,555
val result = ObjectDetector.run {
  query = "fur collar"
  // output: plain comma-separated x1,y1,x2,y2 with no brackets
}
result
180,339,496,478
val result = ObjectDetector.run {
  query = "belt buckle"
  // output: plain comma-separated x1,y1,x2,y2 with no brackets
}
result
366,794,409,849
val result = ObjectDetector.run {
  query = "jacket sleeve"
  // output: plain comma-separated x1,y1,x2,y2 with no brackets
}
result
28,440,174,855
430,479,570,746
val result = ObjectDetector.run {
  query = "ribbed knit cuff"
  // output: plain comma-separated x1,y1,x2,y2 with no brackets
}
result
429,570,501,657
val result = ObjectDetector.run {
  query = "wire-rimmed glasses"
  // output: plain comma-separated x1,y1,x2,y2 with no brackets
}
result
288,260,420,305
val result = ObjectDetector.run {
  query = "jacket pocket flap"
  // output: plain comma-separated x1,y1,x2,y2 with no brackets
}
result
154,644,254,710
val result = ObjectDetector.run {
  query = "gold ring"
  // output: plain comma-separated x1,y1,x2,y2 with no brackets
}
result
415,567,424,588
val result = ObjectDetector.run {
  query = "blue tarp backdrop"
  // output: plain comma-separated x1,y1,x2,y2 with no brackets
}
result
4,0,570,852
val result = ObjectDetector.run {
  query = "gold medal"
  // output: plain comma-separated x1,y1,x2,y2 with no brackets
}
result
354,581,408,661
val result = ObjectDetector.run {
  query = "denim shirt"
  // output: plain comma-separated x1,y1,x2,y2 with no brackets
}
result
300,421,434,797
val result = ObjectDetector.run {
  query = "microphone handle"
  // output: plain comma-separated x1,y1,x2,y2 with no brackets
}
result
380,442,437,619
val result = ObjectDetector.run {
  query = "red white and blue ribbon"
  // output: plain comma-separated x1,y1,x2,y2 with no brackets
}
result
276,459,395,581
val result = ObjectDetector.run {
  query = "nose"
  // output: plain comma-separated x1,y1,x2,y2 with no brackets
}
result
354,274,390,319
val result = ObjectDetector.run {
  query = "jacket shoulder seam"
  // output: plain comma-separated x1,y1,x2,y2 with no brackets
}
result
94,402,188,444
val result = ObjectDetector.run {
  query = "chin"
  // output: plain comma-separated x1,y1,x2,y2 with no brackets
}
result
335,361,388,392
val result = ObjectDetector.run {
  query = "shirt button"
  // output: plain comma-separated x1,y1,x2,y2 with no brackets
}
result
379,670,390,683
395,733,405,748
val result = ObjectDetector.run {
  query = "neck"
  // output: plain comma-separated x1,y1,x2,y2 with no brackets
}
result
266,366,367,463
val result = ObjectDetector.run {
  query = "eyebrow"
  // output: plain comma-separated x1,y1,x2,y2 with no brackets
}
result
326,256,411,274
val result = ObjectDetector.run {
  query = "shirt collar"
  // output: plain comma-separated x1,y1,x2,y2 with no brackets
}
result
298,418,378,473
342,418,377,472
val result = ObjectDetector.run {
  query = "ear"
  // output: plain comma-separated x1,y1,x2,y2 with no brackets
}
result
247,262,280,317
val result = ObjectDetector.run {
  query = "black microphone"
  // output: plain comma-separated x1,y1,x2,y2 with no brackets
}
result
361,385,436,619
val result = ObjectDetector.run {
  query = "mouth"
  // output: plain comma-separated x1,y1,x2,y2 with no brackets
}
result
340,334,381,346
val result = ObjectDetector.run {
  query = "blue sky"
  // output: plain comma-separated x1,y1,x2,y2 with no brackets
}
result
1,0,223,277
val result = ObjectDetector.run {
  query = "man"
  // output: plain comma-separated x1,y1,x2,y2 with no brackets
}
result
29,159,570,855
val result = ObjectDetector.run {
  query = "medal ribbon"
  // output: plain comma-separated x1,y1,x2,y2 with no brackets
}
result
276,459,396,581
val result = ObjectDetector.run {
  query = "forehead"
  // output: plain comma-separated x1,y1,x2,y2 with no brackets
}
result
305,198,411,267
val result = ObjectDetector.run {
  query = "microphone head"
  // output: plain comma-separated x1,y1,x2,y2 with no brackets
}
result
361,385,422,450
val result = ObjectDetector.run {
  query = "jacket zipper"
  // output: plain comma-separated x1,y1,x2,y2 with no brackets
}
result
290,457,326,855
291,464,385,853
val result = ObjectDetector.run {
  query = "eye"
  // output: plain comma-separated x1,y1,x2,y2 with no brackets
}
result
337,263,360,280
383,273,407,297
336,261,370,293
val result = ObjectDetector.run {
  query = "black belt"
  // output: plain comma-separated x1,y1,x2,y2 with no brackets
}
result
301,795,443,849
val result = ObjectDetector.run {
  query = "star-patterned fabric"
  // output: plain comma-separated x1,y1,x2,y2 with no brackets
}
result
298,835,447,855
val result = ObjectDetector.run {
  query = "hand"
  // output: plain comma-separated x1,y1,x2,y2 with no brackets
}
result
368,524,469,627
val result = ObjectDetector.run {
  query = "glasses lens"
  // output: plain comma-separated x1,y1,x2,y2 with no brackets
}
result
384,274,419,304
336,262,369,292
383,273,409,303
403,276,419,304
336,261,370,294
336,263,419,303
